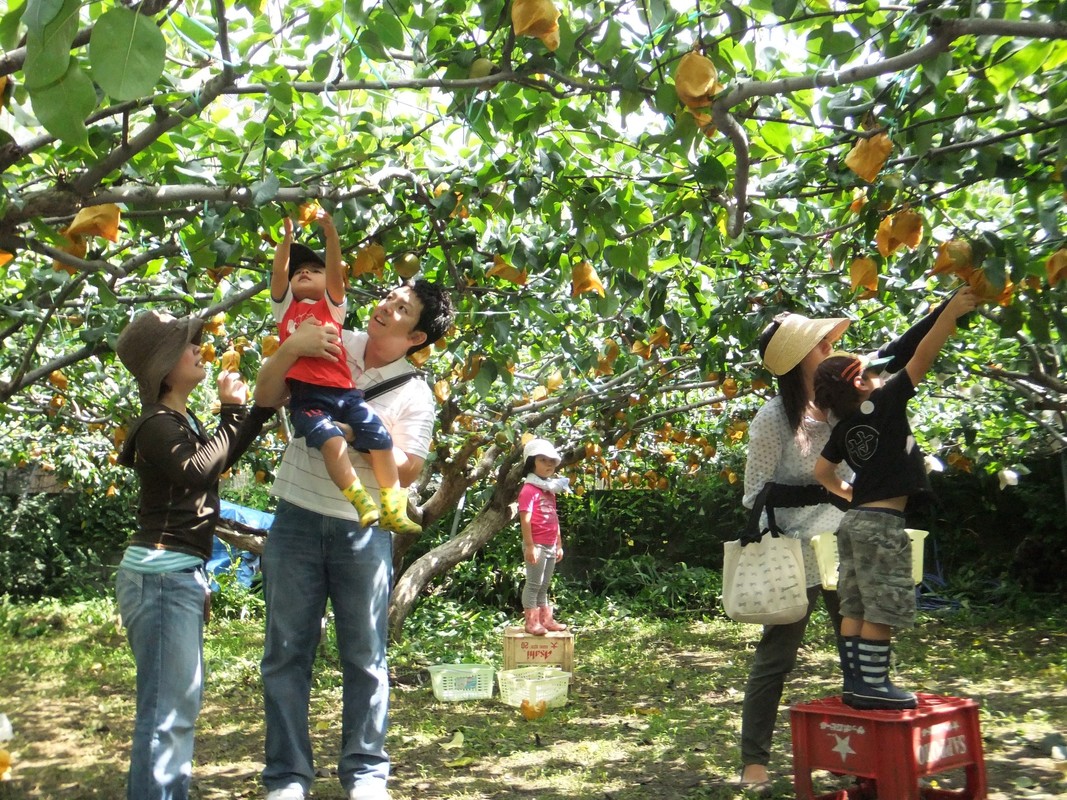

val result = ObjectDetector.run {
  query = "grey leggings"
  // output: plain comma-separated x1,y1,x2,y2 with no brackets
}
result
522,545,557,609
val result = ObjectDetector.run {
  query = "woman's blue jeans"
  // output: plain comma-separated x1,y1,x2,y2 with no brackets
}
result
116,566,208,800
261,500,393,796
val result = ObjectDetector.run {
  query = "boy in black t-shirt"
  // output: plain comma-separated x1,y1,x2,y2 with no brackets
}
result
813,286,976,710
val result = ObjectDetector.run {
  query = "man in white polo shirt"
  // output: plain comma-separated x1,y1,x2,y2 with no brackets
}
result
253,279,453,800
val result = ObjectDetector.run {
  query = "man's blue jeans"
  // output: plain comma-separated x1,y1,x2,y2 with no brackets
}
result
261,500,393,796
116,566,208,800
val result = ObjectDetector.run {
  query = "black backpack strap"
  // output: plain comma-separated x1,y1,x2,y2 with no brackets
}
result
363,371,424,401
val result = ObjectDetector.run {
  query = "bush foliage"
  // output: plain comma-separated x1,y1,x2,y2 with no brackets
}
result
1,456,1063,604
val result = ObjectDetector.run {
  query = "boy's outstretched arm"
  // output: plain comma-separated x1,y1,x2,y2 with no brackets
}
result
270,217,294,302
904,286,977,388
317,210,346,305
876,289,956,374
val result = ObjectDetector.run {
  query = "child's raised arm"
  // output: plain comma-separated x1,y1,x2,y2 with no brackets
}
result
316,210,346,305
904,286,977,388
270,217,294,302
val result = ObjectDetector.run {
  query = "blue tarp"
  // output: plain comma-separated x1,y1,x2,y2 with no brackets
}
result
208,500,275,590
220,499,275,531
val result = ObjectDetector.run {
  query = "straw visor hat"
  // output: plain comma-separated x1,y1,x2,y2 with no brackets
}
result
116,311,205,405
762,313,850,376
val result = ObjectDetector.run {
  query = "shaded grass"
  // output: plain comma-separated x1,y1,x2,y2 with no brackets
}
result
1,596,1065,799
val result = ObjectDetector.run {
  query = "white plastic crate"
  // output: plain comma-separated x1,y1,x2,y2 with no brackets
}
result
497,666,571,708
428,663,495,702
810,529,928,590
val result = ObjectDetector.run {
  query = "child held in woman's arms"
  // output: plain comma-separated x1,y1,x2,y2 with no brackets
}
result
271,210,420,534
517,438,570,635
813,286,977,710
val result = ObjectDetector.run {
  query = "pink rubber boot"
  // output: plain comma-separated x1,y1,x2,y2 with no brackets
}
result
540,606,567,632
524,607,547,635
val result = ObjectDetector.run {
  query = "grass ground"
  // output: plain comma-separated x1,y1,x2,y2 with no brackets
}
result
1,595,1065,799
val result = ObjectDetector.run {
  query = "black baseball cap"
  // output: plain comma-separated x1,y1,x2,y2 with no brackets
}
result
288,242,325,279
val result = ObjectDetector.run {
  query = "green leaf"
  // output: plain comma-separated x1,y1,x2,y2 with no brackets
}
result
908,110,934,156
771,0,797,18
654,81,677,115
167,11,219,53
310,51,333,82
596,21,623,64
91,274,118,307
1027,304,1050,342
23,0,79,90
985,62,1017,96
89,7,167,101
827,31,857,65
250,175,281,205
29,60,95,146
921,52,952,87
373,11,406,51
359,28,386,61
999,39,1051,81
0,1,28,52
554,15,576,65
694,156,728,188
758,120,793,155
302,14,329,45
344,0,370,26
23,0,63,30
618,90,644,118
473,357,498,396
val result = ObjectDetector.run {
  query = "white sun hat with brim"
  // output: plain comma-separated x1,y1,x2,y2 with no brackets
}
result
523,438,561,463
762,313,851,376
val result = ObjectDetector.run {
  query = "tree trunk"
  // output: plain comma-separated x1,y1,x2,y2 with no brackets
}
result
391,441,506,573
388,475,517,639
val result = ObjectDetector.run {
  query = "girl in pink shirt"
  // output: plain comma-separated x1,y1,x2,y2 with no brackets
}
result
517,438,570,635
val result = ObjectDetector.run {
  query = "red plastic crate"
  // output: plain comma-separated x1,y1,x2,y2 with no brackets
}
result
790,693,987,800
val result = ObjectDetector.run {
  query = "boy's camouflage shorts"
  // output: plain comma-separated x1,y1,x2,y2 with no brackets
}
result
837,508,916,629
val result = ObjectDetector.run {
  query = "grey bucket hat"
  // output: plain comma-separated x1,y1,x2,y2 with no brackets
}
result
116,311,204,405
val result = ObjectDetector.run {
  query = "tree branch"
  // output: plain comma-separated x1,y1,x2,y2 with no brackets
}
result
71,66,238,195
713,17,1067,237
0,340,111,404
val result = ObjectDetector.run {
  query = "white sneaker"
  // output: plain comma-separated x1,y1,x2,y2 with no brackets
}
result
266,784,306,800
348,783,390,800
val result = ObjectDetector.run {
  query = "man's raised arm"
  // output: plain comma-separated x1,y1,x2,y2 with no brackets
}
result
254,318,341,407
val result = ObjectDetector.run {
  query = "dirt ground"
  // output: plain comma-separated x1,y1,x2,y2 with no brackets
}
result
2,621,1066,799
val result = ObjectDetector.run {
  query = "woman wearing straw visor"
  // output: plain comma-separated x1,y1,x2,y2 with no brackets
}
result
738,296,957,788
738,312,853,791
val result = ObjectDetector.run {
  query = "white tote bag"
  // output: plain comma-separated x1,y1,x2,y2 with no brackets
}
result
722,485,808,625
